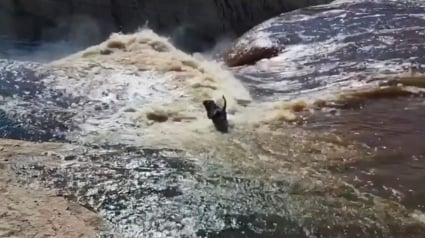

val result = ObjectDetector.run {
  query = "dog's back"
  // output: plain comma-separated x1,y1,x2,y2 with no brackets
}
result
211,109,228,133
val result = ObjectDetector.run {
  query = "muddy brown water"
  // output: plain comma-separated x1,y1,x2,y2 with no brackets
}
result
305,96,425,211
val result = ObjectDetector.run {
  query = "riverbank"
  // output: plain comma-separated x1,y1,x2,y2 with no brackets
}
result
0,139,103,238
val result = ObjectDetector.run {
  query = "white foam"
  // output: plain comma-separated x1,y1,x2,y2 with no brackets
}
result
38,29,260,149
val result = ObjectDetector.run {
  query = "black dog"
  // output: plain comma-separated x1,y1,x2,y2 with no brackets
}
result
202,96,228,133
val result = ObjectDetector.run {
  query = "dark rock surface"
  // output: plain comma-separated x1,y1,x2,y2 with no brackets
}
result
229,0,425,101
0,0,331,54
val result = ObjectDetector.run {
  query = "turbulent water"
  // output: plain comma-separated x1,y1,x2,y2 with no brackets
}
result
227,0,425,215
232,0,425,101
1,0,425,237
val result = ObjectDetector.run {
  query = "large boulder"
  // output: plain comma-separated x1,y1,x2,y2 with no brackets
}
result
227,0,425,100
0,0,331,51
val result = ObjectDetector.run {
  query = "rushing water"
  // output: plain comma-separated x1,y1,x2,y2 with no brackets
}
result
305,96,425,211
232,0,425,101
1,0,425,237
227,0,425,217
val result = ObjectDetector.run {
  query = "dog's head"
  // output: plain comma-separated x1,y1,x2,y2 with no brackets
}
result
202,100,217,111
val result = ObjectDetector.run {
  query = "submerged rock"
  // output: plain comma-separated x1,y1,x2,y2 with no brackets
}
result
229,0,425,101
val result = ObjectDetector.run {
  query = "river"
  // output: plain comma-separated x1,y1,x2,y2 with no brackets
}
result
1,0,425,237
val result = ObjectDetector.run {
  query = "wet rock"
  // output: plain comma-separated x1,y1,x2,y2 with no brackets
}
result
224,44,281,67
